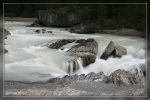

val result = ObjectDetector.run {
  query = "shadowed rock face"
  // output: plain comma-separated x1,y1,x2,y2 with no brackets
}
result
100,41,127,60
38,10,81,27
103,69,145,86
70,23,101,34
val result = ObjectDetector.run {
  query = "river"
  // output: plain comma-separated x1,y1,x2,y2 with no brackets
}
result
4,21,146,82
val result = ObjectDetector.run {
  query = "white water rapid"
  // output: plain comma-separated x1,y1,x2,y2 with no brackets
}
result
4,21,146,82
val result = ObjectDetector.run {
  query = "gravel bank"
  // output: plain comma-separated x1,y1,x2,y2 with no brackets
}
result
4,80,146,96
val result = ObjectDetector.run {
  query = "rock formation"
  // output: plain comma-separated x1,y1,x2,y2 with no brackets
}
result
100,41,127,60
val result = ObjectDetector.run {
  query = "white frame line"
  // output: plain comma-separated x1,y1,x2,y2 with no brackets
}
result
3,2,148,98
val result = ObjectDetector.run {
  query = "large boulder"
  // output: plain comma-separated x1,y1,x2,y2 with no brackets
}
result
47,72,104,83
69,52,96,67
48,38,98,74
38,10,81,27
103,69,145,86
3,29,10,54
47,39,76,49
66,39,98,74
70,23,101,34
68,38,98,55
100,41,127,60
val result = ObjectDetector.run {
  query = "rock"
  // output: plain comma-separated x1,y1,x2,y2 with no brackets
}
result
48,39,76,49
67,38,98,71
85,72,96,80
47,31,53,33
35,29,53,34
103,69,145,85
114,45,127,58
4,29,11,39
48,38,98,74
47,72,104,83
41,29,46,33
78,74,86,80
139,64,146,77
68,38,98,55
5,49,8,53
35,29,40,33
100,41,115,60
94,72,104,80
66,53,96,74
100,41,127,60
70,23,101,34
69,52,96,67
38,10,81,27
0,47,8,54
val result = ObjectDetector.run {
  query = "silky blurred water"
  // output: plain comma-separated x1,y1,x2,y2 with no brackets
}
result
4,21,146,82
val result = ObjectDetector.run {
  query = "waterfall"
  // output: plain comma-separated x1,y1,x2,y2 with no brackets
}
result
77,58,85,74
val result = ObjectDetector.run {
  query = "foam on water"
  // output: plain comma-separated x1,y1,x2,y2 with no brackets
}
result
4,21,146,82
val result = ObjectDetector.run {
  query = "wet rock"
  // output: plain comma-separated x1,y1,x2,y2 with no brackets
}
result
4,29,11,39
0,48,8,54
38,10,81,27
68,38,98,55
139,64,146,77
47,31,53,33
41,29,46,33
35,29,53,34
66,53,96,74
47,72,104,83
5,49,8,53
70,23,101,34
94,72,104,80
48,39,76,49
100,41,127,60
48,38,98,74
66,38,98,73
103,69,145,85
85,72,96,80
114,45,127,58
78,74,86,80
35,29,40,33
80,53,96,66
69,52,96,67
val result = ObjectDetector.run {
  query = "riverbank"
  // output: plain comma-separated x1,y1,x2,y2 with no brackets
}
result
5,79,145,96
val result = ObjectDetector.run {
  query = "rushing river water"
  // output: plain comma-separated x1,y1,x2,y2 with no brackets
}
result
4,21,146,82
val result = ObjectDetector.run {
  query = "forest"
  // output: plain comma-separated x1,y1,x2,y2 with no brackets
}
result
4,0,147,31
